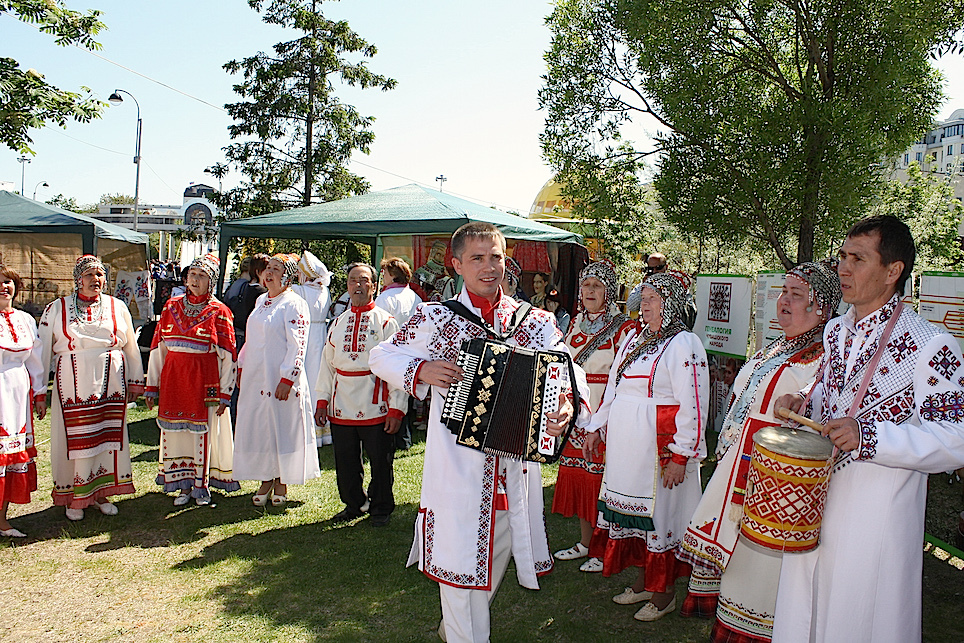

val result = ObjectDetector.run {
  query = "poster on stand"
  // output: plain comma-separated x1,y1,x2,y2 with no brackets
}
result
754,271,785,354
694,274,753,360
919,271,964,350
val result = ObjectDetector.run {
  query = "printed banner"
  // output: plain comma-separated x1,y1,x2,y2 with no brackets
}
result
754,271,785,354
919,271,964,351
694,274,753,360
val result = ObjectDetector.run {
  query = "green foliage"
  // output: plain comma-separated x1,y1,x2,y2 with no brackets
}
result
541,0,964,269
871,161,964,272
45,192,78,211
214,0,396,222
0,0,106,154
232,237,370,297
98,192,135,205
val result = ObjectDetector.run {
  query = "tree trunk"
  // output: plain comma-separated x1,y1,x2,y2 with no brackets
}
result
303,0,317,208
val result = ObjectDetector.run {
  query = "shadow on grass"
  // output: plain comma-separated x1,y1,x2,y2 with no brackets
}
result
172,501,444,642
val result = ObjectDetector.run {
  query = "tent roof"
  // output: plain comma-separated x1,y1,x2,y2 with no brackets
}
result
0,190,149,244
218,184,584,244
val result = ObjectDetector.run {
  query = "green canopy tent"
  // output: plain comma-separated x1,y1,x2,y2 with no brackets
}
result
0,190,149,315
217,184,586,300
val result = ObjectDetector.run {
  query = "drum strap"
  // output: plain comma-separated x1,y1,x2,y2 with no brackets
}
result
846,303,903,418
798,303,904,461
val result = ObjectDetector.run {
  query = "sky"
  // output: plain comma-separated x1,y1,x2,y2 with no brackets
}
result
2,1,964,215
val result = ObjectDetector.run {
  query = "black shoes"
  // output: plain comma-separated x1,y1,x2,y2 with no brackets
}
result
331,508,363,523
371,514,391,528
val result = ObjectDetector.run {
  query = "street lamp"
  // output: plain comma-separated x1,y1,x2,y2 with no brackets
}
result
16,156,30,195
108,89,142,232
33,181,48,200
204,163,228,192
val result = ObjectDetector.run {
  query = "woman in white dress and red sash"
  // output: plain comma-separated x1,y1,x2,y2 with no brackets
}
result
0,264,47,538
583,270,708,622
146,254,240,506
676,261,840,642
551,260,634,573
39,255,144,521
233,254,321,506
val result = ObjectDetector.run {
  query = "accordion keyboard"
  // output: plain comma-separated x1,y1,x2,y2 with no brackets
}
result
440,349,481,423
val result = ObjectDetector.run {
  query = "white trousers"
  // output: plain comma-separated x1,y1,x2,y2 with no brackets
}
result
438,510,513,643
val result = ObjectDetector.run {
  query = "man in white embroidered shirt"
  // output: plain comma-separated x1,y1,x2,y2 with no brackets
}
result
370,222,590,643
773,215,964,642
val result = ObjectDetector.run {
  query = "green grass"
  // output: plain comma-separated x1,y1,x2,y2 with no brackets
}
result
2,406,962,642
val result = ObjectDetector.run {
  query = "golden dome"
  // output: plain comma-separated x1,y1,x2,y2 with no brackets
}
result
528,178,573,220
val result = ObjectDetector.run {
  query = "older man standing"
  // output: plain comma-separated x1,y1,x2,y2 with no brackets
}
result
315,263,406,527
773,215,964,642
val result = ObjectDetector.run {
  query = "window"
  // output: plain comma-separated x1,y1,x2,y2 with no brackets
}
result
904,154,909,165
916,152,922,162
949,145,955,156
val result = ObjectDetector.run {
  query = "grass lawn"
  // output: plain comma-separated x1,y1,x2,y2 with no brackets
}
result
2,405,962,642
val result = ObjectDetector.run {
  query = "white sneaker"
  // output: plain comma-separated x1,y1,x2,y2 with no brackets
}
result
66,508,84,521
612,587,654,605
95,502,118,516
634,597,677,621
553,542,589,561
579,557,603,573
174,493,191,507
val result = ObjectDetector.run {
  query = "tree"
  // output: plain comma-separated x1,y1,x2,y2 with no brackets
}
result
0,1,106,154
45,193,78,211
871,160,964,273
215,0,396,220
540,0,964,269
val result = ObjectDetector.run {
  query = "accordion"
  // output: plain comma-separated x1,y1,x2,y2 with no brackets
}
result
440,338,580,463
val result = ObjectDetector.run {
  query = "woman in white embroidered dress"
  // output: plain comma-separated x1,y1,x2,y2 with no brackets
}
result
676,261,840,642
233,254,320,507
146,254,240,507
0,264,47,538
551,260,634,573
584,271,708,622
39,255,144,521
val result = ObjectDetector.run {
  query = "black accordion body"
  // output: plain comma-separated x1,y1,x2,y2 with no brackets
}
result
440,337,580,463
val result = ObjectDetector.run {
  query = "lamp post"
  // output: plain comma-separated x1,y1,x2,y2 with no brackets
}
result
16,156,30,195
108,89,142,232
204,163,228,192
33,181,48,200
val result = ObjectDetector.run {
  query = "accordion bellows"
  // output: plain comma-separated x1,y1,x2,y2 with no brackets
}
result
441,338,579,463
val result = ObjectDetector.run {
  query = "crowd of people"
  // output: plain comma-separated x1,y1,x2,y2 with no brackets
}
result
2,215,963,642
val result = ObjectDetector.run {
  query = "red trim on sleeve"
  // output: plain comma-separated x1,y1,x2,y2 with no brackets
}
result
670,453,689,466
280,378,294,387
316,400,329,413
387,408,404,421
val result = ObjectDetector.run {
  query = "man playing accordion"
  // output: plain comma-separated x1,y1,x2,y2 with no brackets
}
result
370,222,591,643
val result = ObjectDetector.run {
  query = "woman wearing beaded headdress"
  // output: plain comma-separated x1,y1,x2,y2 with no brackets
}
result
145,254,240,507
38,255,144,521
582,270,709,622
677,260,841,642
233,254,321,507
551,260,635,573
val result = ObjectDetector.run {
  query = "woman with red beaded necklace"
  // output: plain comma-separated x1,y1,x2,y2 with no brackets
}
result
0,264,46,538
145,254,240,507
38,255,144,522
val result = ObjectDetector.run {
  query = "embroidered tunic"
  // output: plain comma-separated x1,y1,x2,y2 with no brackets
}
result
146,294,240,498
233,289,320,485
587,328,708,583
316,302,406,425
551,311,634,522
39,295,144,508
0,308,45,504
773,295,964,643
369,289,591,590
677,327,823,639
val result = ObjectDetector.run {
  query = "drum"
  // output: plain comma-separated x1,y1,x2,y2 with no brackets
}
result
740,425,834,552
